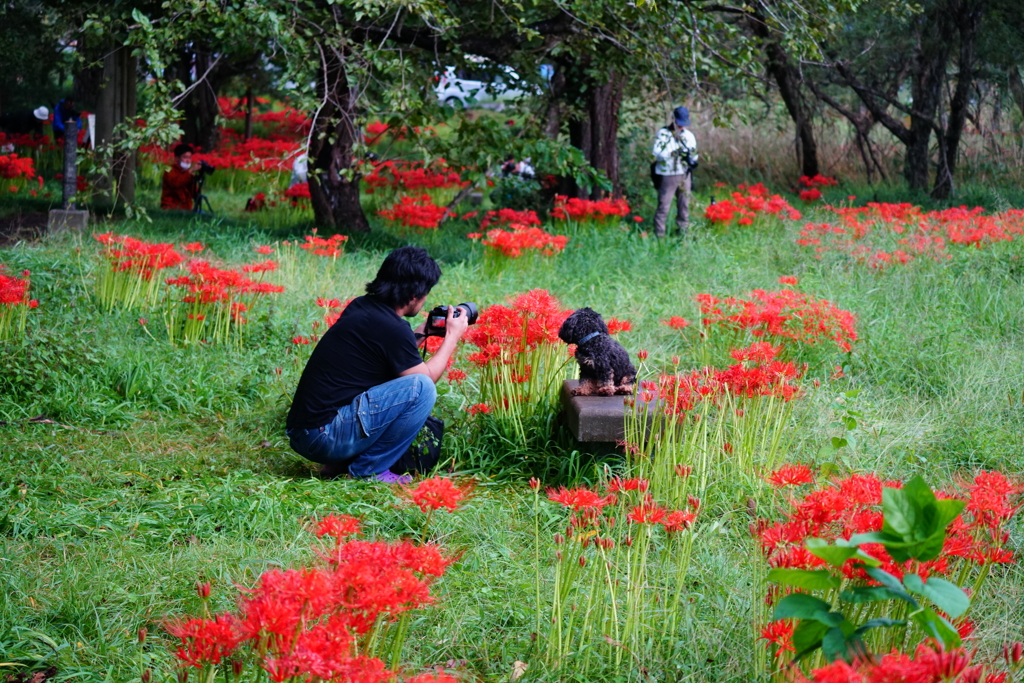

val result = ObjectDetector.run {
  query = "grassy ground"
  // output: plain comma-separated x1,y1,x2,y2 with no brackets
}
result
1,183,1023,682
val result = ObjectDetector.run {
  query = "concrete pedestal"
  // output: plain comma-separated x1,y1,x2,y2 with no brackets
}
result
48,209,89,233
561,379,628,442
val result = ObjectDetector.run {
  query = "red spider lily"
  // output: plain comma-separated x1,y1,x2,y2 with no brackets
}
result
800,174,839,189
242,259,278,273
661,316,690,330
165,614,243,668
467,232,483,239
467,403,491,415
798,188,822,202
0,153,36,180
363,160,464,193
661,509,696,532
705,184,802,226
606,477,650,493
696,289,858,354
778,275,799,285
292,336,311,345
547,487,617,511
606,317,632,334
480,208,541,229
464,289,572,366
255,244,275,254
759,620,795,658
378,194,447,230
183,242,205,253
313,514,361,540
627,501,667,524
446,368,467,384
796,202,1024,267
401,476,474,513
481,225,569,258
94,233,186,310
792,642,1004,683
766,463,815,487
300,233,348,258
0,265,34,336
551,194,630,224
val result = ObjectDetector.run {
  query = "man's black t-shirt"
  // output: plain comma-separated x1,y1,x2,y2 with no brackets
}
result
286,295,423,430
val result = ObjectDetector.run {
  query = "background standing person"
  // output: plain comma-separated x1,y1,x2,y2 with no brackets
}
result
652,106,698,238
286,246,469,484
160,143,199,211
51,98,80,143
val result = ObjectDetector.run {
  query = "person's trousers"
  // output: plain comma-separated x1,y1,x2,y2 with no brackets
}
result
653,173,691,237
286,374,437,477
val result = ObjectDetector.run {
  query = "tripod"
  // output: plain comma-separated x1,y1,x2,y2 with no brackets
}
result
192,173,214,216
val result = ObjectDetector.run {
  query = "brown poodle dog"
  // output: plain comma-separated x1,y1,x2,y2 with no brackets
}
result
558,307,636,396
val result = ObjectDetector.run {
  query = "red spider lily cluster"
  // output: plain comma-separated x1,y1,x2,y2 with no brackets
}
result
479,208,541,230
94,232,185,310
695,288,858,356
316,296,352,329
364,160,465,194
448,290,573,442
480,224,569,259
283,182,311,208
163,514,457,683
164,260,285,344
217,97,311,138
378,195,448,231
705,183,802,226
794,641,1024,683
654,343,802,416
755,471,1020,665
797,203,1024,268
0,153,36,180
534,476,700,670
606,317,631,334
141,132,302,175
400,476,475,514
798,175,839,202
0,266,38,339
551,194,630,227
0,132,56,152
300,233,348,259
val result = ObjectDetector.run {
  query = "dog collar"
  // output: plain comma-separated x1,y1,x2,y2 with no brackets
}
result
577,331,603,345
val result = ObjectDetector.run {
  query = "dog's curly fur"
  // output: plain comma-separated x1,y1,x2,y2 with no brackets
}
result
559,307,636,396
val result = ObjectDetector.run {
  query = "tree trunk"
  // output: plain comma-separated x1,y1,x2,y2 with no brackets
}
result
307,47,370,233
747,10,820,179
933,0,986,199
244,86,254,141
587,71,623,198
1008,66,1024,124
543,67,565,139
95,45,138,206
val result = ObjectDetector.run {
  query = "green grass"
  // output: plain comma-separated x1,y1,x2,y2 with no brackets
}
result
1,185,1023,682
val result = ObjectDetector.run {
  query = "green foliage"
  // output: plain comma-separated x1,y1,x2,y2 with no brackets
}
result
770,476,974,663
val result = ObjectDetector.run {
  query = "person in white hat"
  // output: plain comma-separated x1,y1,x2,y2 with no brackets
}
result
0,106,49,138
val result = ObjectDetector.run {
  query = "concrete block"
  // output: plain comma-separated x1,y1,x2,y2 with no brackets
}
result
48,209,89,233
561,379,627,442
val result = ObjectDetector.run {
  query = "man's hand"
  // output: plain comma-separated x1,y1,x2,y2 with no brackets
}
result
445,304,470,341
401,304,471,383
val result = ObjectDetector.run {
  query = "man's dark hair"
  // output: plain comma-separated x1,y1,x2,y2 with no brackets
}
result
365,246,441,308
173,143,193,158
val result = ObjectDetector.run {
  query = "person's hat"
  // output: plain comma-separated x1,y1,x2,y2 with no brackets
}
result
33,106,49,121
673,106,690,127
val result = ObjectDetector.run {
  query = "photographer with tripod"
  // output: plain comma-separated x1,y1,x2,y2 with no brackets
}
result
286,247,473,483
651,106,699,238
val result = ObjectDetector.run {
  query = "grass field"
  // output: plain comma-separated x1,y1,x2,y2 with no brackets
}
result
1,180,1022,682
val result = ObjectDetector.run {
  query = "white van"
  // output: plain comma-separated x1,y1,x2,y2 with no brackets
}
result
434,62,528,110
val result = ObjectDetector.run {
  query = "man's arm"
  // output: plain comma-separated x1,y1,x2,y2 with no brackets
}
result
400,306,470,383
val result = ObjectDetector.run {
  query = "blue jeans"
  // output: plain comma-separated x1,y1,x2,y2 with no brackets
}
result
287,374,437,477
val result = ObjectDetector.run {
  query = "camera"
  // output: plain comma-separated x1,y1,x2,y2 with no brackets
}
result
197,160,215,176
424,302,478,337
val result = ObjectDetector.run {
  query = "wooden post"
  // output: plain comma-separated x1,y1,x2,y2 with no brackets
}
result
62,120,78,210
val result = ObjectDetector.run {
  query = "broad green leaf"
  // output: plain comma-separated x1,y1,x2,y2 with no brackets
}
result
903,575,970,618
772,593,832,620
839,586,911,604
792,620,829,661
809,537,881,567
821,627,848,662
864,567,919,608
910,606,961,649
881,482,921,539
854,618,906,634
768,568,841,591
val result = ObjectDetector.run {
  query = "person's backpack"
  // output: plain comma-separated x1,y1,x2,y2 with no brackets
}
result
389,416,444,475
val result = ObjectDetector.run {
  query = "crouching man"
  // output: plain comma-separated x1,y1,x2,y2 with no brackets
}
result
285,246,468,483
